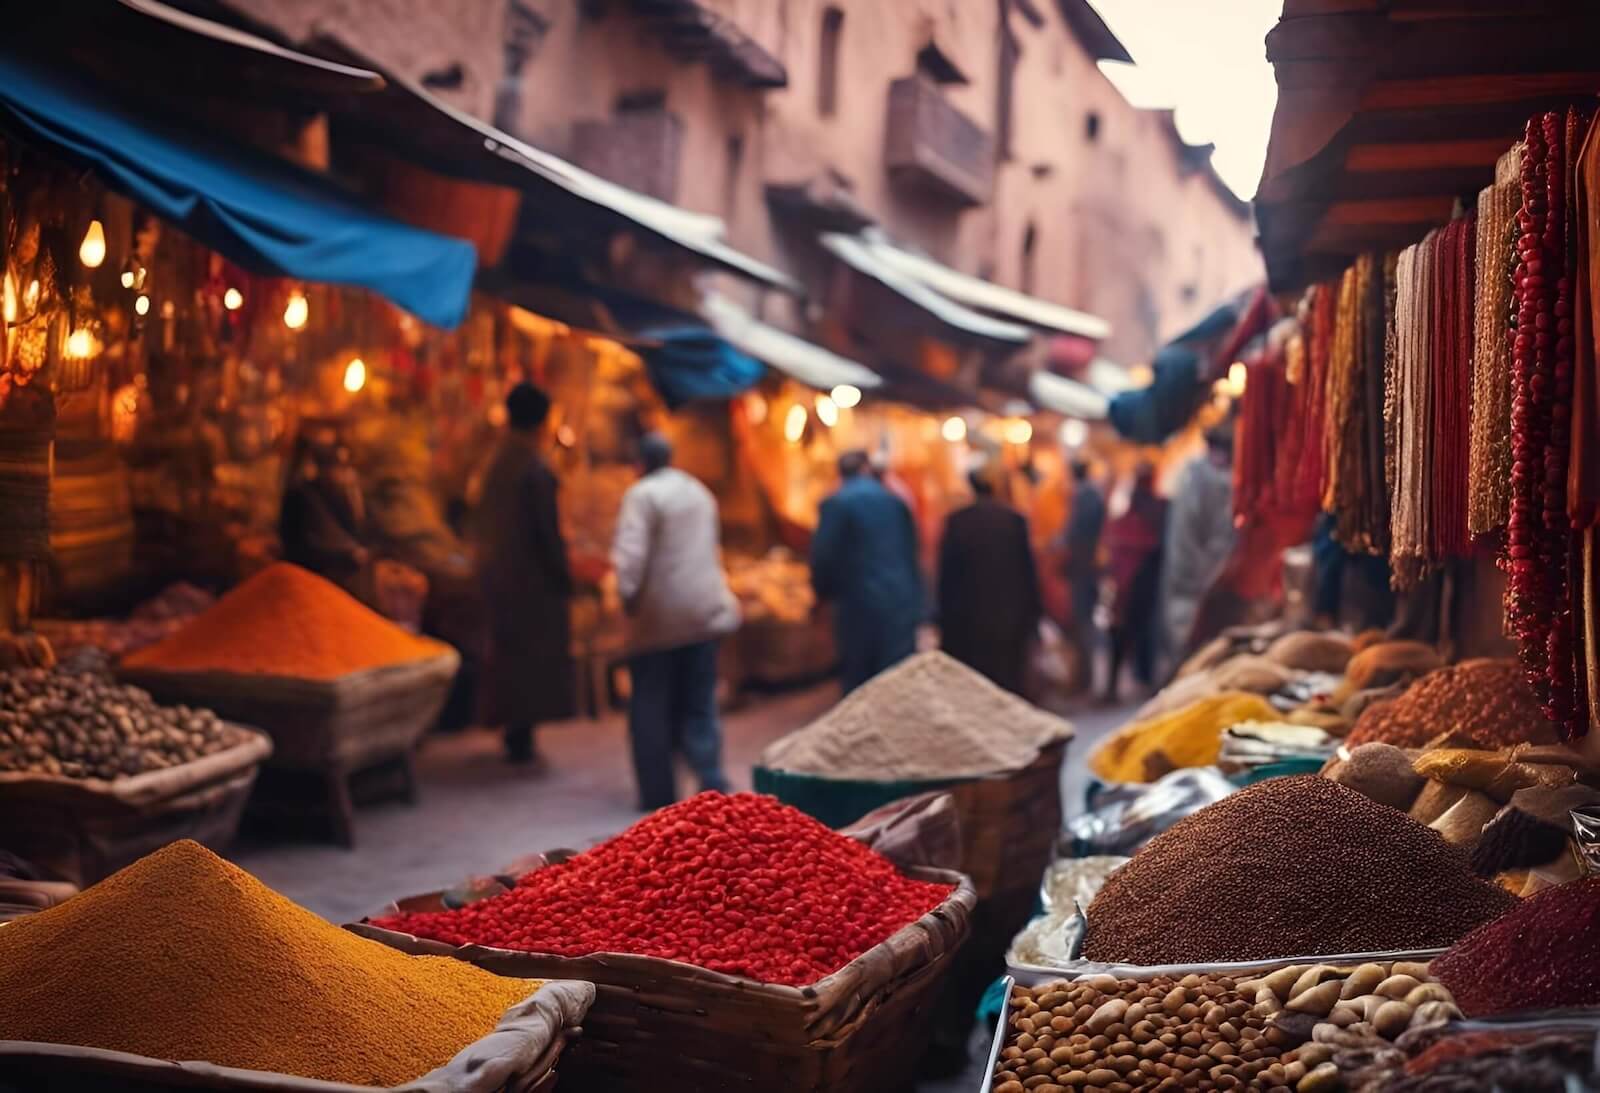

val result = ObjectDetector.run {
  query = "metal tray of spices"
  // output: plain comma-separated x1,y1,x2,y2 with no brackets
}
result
1004,905,1445,984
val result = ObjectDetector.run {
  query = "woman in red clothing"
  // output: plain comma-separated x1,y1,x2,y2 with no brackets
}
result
1102,463,1167,702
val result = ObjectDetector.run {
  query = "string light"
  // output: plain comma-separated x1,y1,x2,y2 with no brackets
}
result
814,393,838,428
133,294,150,317
1004,418,1034,445
342,357,367,393
830,384,862,409
783,403,808,443
78,220,107,268
283,291,309,330
223,287,243,311
745,391,768,425
1226,360,1248,397
941,416,967,443
1061,419,1088,447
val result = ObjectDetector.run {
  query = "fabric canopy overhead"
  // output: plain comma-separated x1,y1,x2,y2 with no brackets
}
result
636,327,765,407
0,54,477,329
820,232,1032,345
1028,369,1109,420
701,292,881,392
857,231,1112,341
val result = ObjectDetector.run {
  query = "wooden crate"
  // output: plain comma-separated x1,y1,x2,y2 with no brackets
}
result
119,652,459,846
0,979,593,1093
0,727,271,887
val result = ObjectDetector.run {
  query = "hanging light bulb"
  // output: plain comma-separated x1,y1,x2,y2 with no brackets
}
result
1227,360,1248,397
223,287,243,311
815,393,839,428
830,383,862,409
941,415,967,443
134,294,151,317
783,403,808,443
120,270,135,289
78,220,106,269
1061,419,1088,448
1004,418,1034,445
283,291,309,330
342,357,367,393
65,328,95,359
745,391,768,425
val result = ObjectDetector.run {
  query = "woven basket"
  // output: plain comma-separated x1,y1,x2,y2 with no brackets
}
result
351,808,976,1093
0,979,594,1093
736,615,838,686
0,726,271,886
119,652,460,772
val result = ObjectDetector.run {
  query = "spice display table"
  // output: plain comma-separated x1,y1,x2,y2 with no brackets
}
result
121,651,458,846
0,725,270,886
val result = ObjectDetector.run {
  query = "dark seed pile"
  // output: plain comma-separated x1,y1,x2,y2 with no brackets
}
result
1432,877,1600,1016
1082,776,1518,964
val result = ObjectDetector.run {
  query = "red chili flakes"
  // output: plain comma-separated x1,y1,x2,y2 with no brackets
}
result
1432,876,1600,1016
373,792,954,986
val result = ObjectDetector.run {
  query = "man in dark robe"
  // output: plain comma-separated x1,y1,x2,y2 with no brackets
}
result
811,450,924,692
471,383,574,767
937,466,1042,694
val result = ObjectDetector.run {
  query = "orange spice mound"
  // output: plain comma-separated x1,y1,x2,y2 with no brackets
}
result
124,563,447,680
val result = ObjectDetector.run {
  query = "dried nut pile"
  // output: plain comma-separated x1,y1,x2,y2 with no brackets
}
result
994,974,1310,1093
0,668,232,780
1238,961,1462,1065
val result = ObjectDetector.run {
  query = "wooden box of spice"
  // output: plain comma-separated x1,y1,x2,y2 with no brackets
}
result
120,651,459,845
0,724,271,886
351,797,978,1093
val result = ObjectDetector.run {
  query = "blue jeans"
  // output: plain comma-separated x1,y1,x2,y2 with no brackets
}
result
628,639,729,809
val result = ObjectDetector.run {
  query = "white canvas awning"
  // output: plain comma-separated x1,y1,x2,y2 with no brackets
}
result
702,293,881,391
1029,369,1109,420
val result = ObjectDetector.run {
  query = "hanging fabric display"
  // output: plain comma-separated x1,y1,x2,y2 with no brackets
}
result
1507,108,1590,740
1469,145,1522,537
1430,214,1476,562
1321,253,1388,555
1389,233,1435,588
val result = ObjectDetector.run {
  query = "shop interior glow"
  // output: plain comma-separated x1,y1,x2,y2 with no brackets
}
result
830,383,862,409
65,328,95,359
745,391,768,425
342,357,367,393
78,220,106,269
2,272,15,324
941,415,967,443
283,291,309,330
783,403,808,443
1004,418,1034,445
814,394,839,428
1061,419,1088,447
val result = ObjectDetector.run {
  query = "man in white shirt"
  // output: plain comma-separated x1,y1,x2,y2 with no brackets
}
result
611,433,740,809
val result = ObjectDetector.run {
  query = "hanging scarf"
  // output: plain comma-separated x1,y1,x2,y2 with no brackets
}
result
1468,144,1522,536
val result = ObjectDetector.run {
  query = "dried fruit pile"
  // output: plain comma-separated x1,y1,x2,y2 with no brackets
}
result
0,667,233,780
1432,876,1600,1016
374,792,954,986
1082,777,1516,964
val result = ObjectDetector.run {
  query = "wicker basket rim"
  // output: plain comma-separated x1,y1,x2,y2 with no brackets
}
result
0,723,271,804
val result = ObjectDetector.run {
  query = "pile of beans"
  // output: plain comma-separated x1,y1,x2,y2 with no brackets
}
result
374,791,955,986
1432,877,1600,1016
994,975,1312,1093
0,668,233,780
1082,777,1516,964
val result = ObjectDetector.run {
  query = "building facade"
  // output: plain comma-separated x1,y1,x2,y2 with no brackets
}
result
225,0,1261,366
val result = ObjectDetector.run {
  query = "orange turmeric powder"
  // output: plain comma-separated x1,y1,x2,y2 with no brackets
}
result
0,841,538,1086
124,563,447,679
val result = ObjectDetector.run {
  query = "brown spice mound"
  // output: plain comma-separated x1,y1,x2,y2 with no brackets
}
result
124,563,447,680
0,841,535,1085
1344,659,1559,749
1082,776,1517,964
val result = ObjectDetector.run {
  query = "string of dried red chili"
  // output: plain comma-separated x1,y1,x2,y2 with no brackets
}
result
1507,109,1591,739
1430,215,1475,560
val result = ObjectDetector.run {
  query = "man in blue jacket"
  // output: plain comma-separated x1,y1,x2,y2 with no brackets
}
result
811,449,924,691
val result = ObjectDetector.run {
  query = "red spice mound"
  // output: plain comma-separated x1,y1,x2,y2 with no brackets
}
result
374,792,955,986
1344,659,1560,748
1433,877,1600,1016
124,563,447,680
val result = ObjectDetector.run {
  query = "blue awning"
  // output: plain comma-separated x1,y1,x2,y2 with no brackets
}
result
0,55,476,329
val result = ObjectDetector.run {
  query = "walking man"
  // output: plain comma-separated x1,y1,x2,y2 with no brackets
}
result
811,449,924,692
612,433,739,809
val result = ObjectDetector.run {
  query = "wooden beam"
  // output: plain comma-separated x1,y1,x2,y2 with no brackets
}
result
1345,138,1508,171
1321,195,1457,226
1360,72,1600,110
1282,0,1379,15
